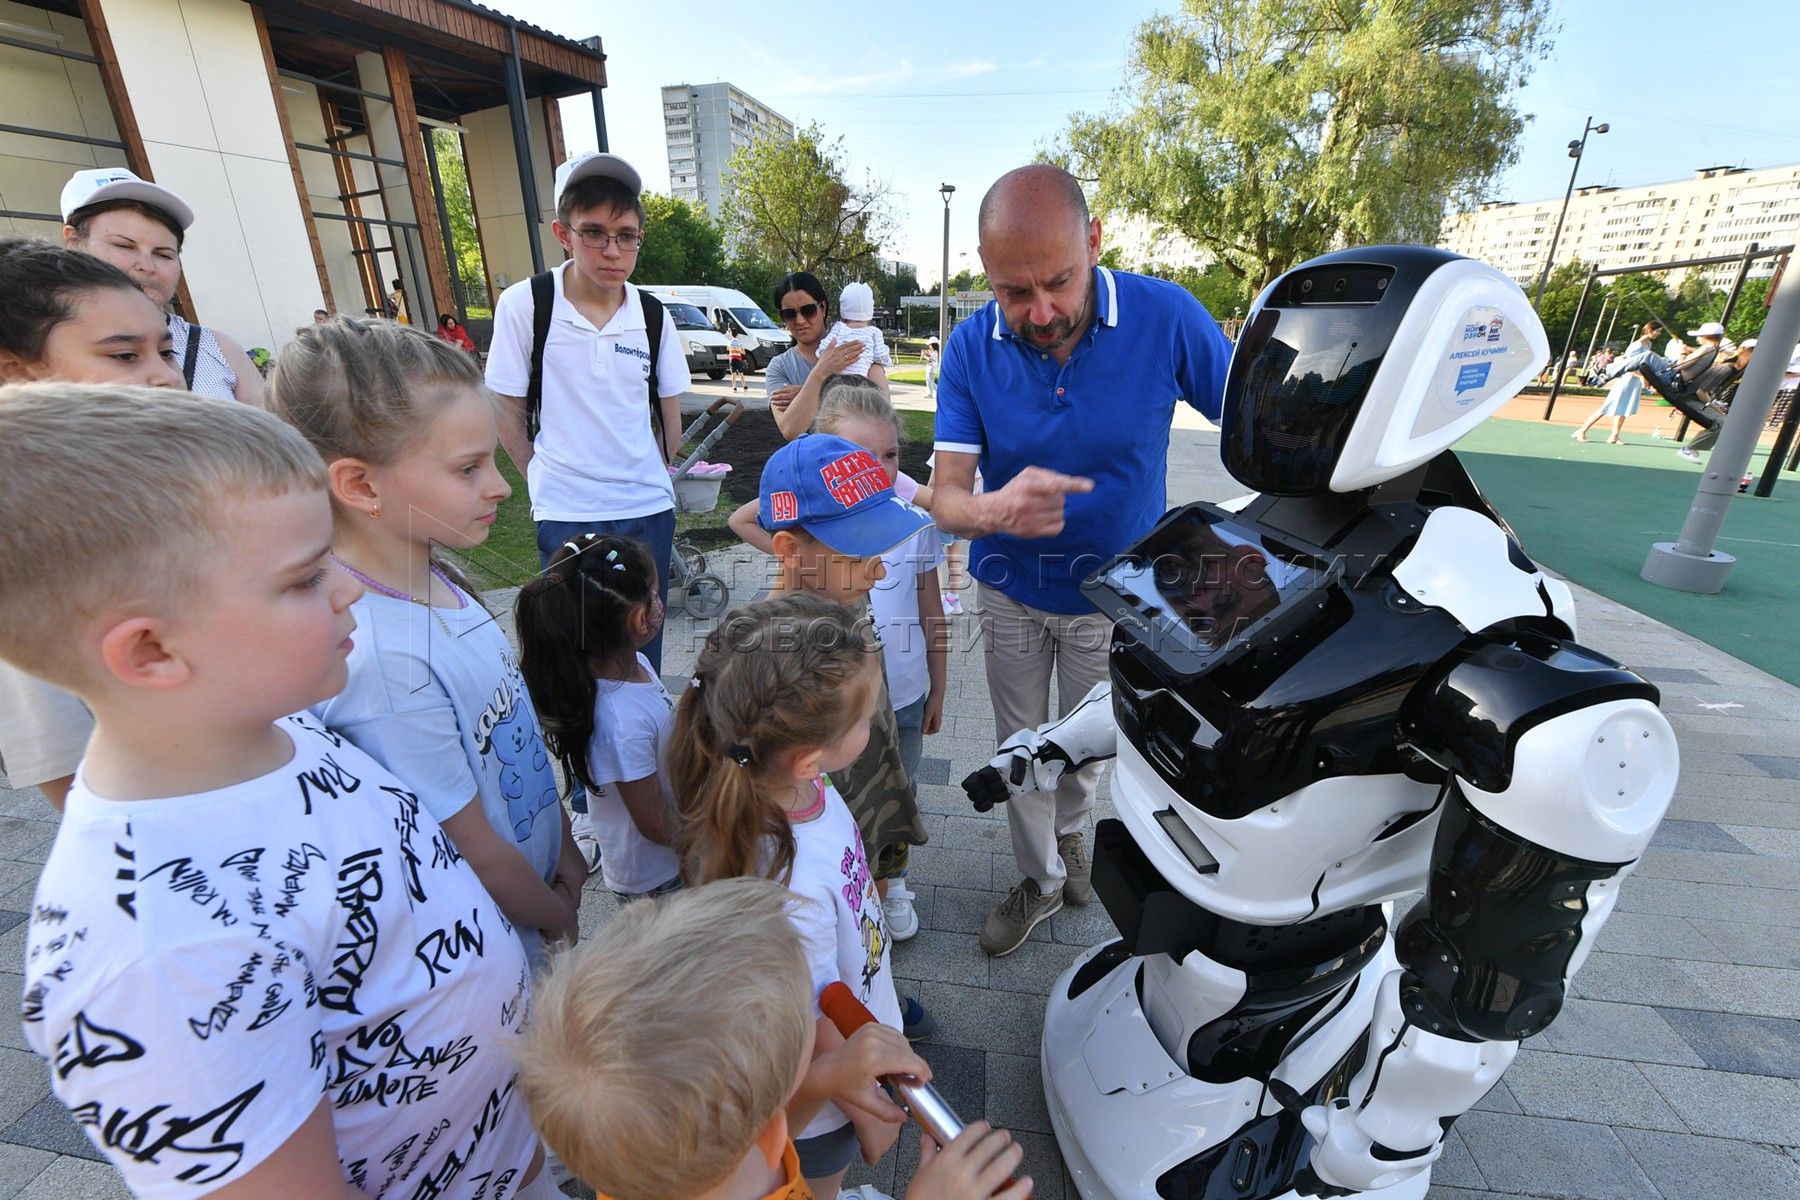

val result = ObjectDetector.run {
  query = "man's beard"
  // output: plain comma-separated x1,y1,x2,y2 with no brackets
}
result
1013,277,1094,351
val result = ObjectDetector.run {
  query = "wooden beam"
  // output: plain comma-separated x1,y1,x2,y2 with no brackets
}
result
256,7,334,314
384,46,454,326
77,0,197,322
543,91,566,175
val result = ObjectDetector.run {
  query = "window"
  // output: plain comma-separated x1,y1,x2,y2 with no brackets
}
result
0,5,131,240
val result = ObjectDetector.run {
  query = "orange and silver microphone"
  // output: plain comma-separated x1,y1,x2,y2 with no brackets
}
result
819,982,966,1146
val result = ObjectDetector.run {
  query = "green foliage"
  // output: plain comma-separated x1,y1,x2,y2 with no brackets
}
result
432,129,489,313
1724,278,1771,344
635,193,727,284
1534,260,1593,352
870,261,920,311
723,122,896,288
1062,0,1552,293
710,257,782,310
1155,261,1256,320
946,268,988,293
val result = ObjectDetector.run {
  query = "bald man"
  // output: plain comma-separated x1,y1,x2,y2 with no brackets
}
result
931,164,1234,956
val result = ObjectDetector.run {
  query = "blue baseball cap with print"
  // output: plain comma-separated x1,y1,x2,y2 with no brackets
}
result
758,434,933,558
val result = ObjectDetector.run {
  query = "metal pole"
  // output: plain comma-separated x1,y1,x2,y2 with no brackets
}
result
591,89,609,153
1643,247,1800,591
938,184,954,352
1718,242,1759,331
1604,300,1621,348
1533,117,1606,312
504,27,545,275
1583,294,1610,374
1542,264,1598,420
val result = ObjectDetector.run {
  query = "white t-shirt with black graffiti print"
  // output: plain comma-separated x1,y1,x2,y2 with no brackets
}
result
21,714,537,1199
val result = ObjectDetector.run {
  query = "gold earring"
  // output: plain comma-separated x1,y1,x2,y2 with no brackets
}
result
370,503,381,519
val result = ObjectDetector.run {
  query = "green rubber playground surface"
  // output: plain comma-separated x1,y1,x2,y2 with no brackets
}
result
1457,418,1800,685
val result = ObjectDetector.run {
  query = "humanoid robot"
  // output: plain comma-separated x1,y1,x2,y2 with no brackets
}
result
965,247,1679,1200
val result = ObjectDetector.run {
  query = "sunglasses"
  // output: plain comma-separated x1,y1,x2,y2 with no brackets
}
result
779,302,822,322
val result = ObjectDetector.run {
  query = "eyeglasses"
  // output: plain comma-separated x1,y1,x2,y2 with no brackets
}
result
570,228,645,251
779,302,822,322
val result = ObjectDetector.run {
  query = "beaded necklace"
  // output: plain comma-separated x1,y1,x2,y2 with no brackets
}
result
786,776,827,823
332,555,463,638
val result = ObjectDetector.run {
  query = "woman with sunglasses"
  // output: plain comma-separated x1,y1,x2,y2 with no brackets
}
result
767,271,888,439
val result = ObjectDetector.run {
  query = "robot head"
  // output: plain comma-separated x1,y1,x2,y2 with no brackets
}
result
1220,247,1548,496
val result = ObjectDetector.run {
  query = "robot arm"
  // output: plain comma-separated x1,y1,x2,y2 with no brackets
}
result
962,681,1117,812
1302,638,1677,1193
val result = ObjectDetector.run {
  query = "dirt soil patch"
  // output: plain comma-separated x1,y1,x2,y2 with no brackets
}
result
682,408,936,549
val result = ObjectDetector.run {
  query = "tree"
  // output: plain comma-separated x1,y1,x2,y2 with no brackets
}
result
1535,259,1594,355
723,122,897,285
1160,261,1256,322
1062,0,1553,294
432,129,490,315
634,193,727,285
1724,277,1770,345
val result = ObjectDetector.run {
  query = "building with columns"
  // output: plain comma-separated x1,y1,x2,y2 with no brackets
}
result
0,0,609,351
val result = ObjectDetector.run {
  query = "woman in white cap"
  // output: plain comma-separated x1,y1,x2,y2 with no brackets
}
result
59,167,264,406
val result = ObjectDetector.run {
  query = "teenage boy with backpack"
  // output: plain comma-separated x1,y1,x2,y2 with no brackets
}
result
487,152,689,670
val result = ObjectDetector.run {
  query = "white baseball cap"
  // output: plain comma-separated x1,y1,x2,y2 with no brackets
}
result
60,167,194,231
1687,321,1726,339
554,152,642,207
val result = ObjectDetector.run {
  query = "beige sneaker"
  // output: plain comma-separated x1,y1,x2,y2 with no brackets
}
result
1059,832,1093,906
980,878,1063,956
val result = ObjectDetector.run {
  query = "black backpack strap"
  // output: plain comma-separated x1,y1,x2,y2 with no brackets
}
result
181,321,202,389
524,270,556,438
640,289,666,452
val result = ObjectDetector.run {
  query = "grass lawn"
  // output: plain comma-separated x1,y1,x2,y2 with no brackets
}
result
461,404,940,577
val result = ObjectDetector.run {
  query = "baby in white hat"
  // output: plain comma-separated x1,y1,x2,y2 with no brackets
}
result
819,281,893,379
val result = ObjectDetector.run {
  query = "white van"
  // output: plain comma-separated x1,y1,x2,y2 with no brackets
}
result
642,285,792,371
655,297,731,379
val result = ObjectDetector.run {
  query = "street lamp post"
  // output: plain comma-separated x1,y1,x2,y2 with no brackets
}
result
939,184,955,352
1532,116,1608,311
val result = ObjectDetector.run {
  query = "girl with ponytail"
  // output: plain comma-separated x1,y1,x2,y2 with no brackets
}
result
667,592,906,1196
517,533,680,900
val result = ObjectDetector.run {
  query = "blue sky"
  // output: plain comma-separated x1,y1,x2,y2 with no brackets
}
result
500,0,1799,286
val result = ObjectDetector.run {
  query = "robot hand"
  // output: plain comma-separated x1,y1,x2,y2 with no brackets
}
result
961,682,1117,813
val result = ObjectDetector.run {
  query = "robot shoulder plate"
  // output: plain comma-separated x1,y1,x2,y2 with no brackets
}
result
1392,506,1561,635
1401,632,1676,862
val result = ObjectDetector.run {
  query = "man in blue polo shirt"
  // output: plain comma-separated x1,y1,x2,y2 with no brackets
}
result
933,164,1233,956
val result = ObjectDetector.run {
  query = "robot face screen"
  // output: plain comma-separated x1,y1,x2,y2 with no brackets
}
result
1222,262,1406,496
1087,506,1325,672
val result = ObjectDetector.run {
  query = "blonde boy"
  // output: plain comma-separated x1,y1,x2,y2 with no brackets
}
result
0,384,551,1199
517,878,1029,1200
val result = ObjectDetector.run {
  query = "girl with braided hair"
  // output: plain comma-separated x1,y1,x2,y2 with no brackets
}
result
667,592,910,1197
516,533,681,899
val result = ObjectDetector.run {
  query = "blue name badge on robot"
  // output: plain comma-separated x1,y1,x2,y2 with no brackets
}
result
1081,504,1329,677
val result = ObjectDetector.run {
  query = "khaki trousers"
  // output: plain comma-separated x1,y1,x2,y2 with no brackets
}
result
977,584,1113,893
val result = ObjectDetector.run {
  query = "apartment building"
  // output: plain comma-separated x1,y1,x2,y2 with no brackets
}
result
1441,163,1800,292
660,81,793,222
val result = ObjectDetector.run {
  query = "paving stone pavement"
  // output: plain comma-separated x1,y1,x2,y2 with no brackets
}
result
1,402,1796,1199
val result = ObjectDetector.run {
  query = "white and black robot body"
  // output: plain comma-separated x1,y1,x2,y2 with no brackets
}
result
1034,248,1679,1200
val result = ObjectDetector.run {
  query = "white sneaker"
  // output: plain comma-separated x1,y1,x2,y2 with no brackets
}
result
883,879,920,941
1677,447,1702,463
570,809,601,872
942,592,963,615
839,1187,896,1200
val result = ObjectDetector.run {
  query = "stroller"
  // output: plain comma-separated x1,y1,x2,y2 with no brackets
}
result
666,396,743,620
